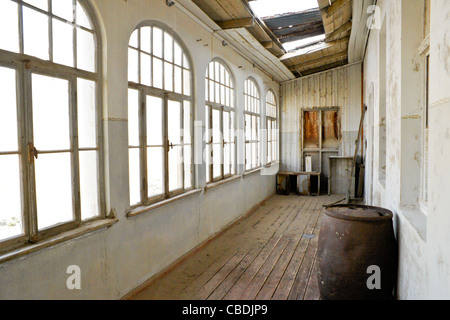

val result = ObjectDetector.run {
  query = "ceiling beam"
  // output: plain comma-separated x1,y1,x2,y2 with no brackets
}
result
325,20,352,42
322,0,351,17
300,60,348,76
216,17,255,29
289,51,348,71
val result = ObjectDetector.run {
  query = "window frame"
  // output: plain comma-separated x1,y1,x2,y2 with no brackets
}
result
266,89,278,165
205,59,236,183
127,22,194,209
0,0,105,254
244,77,261,171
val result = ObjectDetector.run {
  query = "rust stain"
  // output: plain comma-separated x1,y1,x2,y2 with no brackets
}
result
304,111,319,147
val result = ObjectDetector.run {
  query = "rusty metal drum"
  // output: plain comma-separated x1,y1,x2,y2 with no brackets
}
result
317,205,397,300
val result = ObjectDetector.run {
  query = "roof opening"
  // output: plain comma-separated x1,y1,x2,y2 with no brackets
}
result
282,34,325,52
249,0,319,19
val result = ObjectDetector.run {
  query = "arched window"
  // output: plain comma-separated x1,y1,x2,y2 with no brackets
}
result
0,0,102,250
128,23,193,207
266,90,278,164
205,59,236,183
244,78,261,171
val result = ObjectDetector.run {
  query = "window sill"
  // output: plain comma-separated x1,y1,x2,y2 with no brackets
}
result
243,167,263,177
205,175,241,191
398,206,428,242
127,189,202,218
0,218,118,265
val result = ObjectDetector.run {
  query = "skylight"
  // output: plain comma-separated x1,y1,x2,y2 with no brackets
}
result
249,0,319,19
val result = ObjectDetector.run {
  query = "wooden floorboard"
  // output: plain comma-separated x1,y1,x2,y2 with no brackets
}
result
129,194,343,300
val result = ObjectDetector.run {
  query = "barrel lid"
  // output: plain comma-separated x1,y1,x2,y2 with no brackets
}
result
324,205,393,222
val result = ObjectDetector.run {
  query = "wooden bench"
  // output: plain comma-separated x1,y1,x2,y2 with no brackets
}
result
276,171,321,196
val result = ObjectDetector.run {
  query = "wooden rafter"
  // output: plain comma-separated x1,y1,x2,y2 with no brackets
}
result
289,51,347,72
217,17,255,29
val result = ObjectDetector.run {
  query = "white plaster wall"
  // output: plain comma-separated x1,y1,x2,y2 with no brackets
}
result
0,0,278,299
363,0,450,299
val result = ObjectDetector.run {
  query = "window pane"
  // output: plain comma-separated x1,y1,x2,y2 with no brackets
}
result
0,1,19,53
76,1,92,30
164,62,173,91
53,19,74,67
35,153,74,230
153,27,163,58
0,67,18,152
164,32,173,62
32,74,70,151
23,7,49,60
169,146,183,192
174,66,182,94
77,28,95,72
128,88,139,147
78,78,97,148
245,114,251,141
146,96,163,146
24,0,48,11
224,144,230,176
205,144,211,183
252,142,258,168
128,48,139,83
168,100,181,145
223,112,230,143
174,42,182,66
246,142,251,171
79,151,99,220
183,69,190,96
147,147,164,197
212,109,221,144
183,101,191,144
52,0,74,21
140,26,151,53
184,145,192,189
153,57,163,89
213,143,221,179
128,148,140,205
141,52,151,86
0,155,23,241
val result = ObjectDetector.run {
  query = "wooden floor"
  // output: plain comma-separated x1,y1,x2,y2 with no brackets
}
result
129,194,344,300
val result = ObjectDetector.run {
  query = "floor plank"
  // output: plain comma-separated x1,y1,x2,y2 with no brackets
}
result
128,194,343,300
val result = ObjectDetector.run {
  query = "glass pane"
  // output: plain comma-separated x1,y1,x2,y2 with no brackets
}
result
53,19,74,67
79,151,99,220
32,74,70,151
128,148,140,205
268,141,272,164
252,116,257,141
164,62,173,91
245,114,251,141
213,143,221,179
208,80,214,103
23,7,49,60
24,0,48,11
153,57,163,89
164,32,173,62
78,78,97,148
252,142,258,168
168,100,181,145
174,42,182,66
77,28,96,72
183,101,191,144
141,52,151,86
146,96,163,146
128,48,139,83
212,109,220,144
129,29,138,48
0,1,19,53
231,142,235,174
224,144,230,176
140,26,151,53
128,88,139,147
0,155,23,241
174,66,182,94
147,147,164,197
205,144,211,183
184,145,192,189
35,153,74,230
52,0,74,21
183,69,190,96
153,27,163,58
223,112,230,143
183,54,189,70
76,1,92,30
0,67,18,152
169,146,183,192
246,143,251,171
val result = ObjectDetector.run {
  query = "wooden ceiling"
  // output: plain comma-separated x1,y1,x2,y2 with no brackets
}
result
191,0,353,79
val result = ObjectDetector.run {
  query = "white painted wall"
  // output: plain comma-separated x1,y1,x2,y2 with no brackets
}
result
363,0,450,299
0,0,279,299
